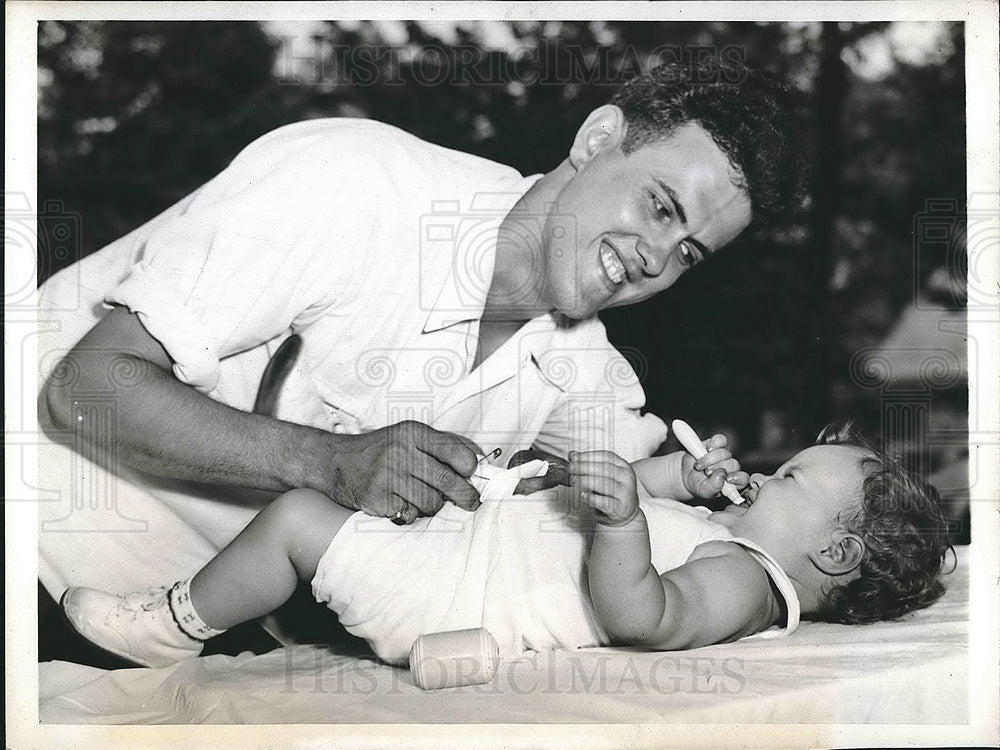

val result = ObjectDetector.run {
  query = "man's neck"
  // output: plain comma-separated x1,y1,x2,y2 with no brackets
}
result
485,160,574,323
471,317,529,371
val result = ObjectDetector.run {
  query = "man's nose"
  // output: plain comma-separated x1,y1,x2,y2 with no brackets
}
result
635,238,668,276
749,472,770,488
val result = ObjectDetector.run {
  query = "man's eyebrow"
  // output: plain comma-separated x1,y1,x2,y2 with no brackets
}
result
655,178,687,225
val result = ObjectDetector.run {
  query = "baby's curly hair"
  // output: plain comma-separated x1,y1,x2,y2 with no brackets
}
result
812,422,954,624
611,60,808,227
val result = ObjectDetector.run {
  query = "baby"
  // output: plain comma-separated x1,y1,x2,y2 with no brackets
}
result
61,422,952,668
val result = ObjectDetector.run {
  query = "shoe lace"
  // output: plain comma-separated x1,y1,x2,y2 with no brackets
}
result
114,585,171,619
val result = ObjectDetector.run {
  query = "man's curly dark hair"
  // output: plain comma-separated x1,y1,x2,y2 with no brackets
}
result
611,60,808,227
811,422,954,625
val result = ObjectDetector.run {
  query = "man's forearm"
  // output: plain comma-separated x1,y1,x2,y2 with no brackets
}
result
43,349,337,495
40,307,481,521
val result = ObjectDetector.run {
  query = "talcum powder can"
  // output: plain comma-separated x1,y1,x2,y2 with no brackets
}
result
408,628,500,690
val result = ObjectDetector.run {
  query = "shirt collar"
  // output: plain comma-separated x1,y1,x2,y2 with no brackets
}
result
421,174,543,334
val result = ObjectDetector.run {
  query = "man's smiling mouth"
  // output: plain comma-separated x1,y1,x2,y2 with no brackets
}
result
600,241,626,286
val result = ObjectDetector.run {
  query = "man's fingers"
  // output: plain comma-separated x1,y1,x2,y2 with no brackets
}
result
389,497,420,525
453,434,484,463
409,454,480,511
397,452,479,515
387,473,446,516
383,422,478,510
412,424,479,478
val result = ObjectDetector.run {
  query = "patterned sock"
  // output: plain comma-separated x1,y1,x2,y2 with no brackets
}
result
168,579,227,641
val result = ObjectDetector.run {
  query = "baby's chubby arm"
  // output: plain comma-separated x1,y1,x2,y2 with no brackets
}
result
571,451,775,649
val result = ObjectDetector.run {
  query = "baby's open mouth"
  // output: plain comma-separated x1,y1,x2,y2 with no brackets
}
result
600,242,626,286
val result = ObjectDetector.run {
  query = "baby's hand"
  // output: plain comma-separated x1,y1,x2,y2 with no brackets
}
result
569,450,640,526
680,434,749,500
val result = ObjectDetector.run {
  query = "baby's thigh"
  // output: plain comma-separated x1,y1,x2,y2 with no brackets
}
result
266,489,357,579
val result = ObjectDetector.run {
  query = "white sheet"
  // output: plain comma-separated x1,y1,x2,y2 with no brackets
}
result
38,547,969,725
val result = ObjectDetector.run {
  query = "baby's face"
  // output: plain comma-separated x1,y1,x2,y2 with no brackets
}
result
712,444,872,568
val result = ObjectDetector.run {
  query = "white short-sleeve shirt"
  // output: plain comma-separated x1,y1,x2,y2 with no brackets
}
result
41,118,667,462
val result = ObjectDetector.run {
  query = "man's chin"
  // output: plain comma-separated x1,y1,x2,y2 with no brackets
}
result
553,293,604,321
558,308,592,321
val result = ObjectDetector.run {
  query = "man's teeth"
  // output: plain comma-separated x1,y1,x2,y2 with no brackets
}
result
600,245,626,285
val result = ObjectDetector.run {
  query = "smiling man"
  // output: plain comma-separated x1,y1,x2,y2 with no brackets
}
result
38,60,805,600
489,117,753,323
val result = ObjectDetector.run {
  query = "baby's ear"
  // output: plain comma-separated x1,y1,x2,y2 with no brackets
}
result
811,530,865,577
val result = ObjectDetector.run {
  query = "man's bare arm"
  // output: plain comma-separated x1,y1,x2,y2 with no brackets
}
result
40,307,479,521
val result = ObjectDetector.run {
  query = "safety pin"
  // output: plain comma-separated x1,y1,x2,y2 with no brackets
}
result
472,447,502,481
479,447,502,464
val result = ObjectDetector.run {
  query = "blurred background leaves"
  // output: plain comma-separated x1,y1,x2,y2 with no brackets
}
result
36,19,969,534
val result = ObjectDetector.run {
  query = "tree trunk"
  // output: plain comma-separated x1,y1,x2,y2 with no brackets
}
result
805,22,847,433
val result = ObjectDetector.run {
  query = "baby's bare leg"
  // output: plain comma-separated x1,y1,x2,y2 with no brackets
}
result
189,488,354,629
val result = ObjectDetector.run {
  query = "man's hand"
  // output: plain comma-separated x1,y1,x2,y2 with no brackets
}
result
318,421,481,524
253,338,480,524
678,434,748,500
569,450,640,526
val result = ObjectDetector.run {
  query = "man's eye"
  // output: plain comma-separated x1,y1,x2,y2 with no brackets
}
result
677,243,695,267
652,194,672,220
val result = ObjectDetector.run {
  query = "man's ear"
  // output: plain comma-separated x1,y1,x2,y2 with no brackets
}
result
568,104,627,170
810,530,865,577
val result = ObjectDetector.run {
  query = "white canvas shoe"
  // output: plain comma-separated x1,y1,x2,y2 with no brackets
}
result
61,585,205,668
